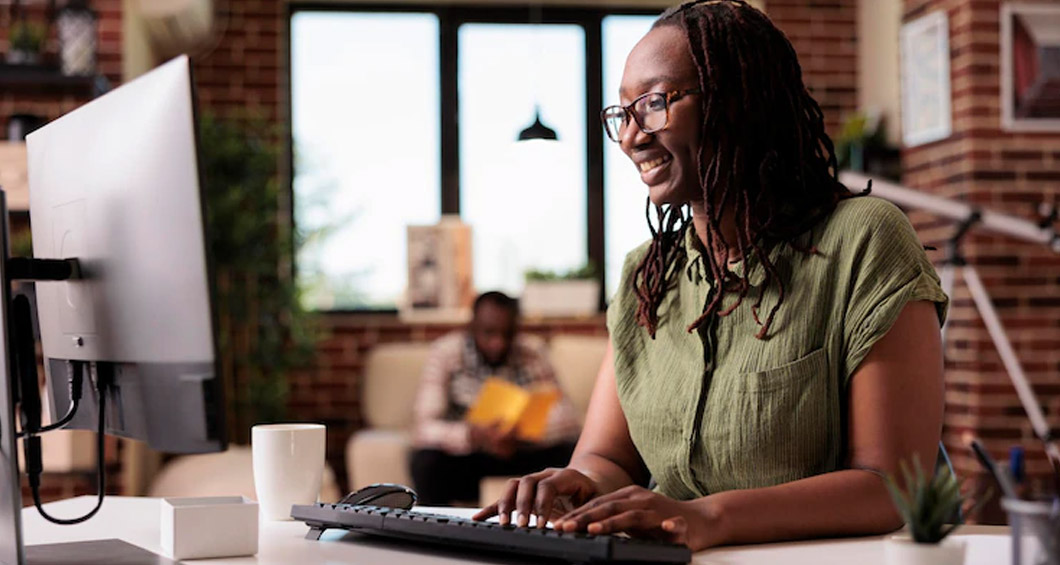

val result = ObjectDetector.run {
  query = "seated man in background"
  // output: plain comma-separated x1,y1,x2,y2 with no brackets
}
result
410,291,580,505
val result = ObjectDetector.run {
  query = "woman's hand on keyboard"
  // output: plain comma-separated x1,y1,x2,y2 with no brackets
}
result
551,485,716,550
472,467,599,528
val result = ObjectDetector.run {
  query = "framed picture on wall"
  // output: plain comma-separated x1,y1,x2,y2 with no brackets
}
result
900,11,952,147
1001,3,1060,132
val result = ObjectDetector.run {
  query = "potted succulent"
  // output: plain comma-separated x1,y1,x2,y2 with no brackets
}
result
883,454,973,565
521,263,600,317
7,20,46,65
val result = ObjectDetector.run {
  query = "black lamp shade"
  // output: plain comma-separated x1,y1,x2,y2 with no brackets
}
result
518,111,558,141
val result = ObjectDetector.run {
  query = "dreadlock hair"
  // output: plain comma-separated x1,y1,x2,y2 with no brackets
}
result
632,0,867,340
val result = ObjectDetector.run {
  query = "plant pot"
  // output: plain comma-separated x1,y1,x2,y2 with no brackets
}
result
884,535,966,565
5,50,41,65
521,279,600,317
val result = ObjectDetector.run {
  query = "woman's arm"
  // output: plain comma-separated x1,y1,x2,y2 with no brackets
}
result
555,300,944,549
702,300,944,544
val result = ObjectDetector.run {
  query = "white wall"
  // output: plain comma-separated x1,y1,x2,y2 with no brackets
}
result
123,0,158,81
858,0,902,146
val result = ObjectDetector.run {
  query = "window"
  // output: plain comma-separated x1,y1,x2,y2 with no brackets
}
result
459,23,587,295
290,7,661,311
291,12,441,310
602,15,657,299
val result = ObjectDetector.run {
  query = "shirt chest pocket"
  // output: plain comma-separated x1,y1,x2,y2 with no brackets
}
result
701,348,833,491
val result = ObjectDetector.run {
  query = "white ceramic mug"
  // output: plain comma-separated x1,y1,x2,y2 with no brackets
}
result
251,423,326,521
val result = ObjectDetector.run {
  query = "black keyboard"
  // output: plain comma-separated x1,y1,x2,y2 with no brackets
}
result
291,502,692,564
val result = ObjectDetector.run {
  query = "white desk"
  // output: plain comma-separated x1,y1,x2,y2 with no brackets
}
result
23,496,1011,564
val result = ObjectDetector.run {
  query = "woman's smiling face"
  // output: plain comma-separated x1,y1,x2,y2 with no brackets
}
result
618,25,704,208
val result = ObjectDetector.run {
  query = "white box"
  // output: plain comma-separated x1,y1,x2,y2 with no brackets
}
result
160,496,258,560
521,280,601,317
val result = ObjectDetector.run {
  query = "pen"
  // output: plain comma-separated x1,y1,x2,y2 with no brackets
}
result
970,439,1019,500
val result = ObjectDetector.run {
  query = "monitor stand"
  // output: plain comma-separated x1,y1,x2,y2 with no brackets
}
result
0,190,24,565
23,540,178,565
0,193,172,565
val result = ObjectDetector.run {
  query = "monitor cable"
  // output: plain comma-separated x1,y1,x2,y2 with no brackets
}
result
16,361,83,439
25,363,107,525
11,294,107,525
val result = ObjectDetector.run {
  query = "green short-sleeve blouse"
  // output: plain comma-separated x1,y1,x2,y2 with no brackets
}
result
606,196,948,499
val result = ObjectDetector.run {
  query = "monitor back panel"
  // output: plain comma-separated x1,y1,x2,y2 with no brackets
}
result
25,56,213,367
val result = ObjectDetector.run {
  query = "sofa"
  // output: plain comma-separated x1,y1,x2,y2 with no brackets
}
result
345,334,609,505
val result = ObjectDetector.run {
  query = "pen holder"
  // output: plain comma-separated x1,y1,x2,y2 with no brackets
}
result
1002,496,1060,565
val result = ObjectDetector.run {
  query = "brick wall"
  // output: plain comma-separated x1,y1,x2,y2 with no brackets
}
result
0,0,123,139
190,0,283,123
768,0,859,136
902,0,1060,523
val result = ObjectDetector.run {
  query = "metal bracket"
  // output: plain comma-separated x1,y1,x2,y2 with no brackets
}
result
5,258,81,282
945,210,982,267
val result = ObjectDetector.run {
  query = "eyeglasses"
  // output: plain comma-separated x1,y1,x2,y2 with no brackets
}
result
600,88,701,143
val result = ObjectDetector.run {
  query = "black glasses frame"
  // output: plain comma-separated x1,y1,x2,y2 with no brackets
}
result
600,88,701,142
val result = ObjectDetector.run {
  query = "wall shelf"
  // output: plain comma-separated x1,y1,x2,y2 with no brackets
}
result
0,63,108,97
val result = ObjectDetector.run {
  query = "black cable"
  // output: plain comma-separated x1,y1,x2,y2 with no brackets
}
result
29,363,107,525
17,361,84,439
22,398,79,437
13,294,41,434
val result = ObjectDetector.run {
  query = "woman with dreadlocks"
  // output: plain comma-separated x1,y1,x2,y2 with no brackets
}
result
474,0,948,551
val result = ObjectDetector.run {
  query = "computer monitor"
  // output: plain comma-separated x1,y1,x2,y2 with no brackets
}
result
0,55,226,564
27,55,224,455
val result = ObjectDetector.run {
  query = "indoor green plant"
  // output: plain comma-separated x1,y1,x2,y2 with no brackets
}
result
524,263,597,282
882,454,972,565
835,109,901,179
522,263,599,317
197,113,318,443
7,20,46,65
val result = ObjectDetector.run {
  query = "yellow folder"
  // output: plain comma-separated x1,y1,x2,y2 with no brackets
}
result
464,377,560,441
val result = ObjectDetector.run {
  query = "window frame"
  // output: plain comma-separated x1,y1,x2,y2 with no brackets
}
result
286,3,662,314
